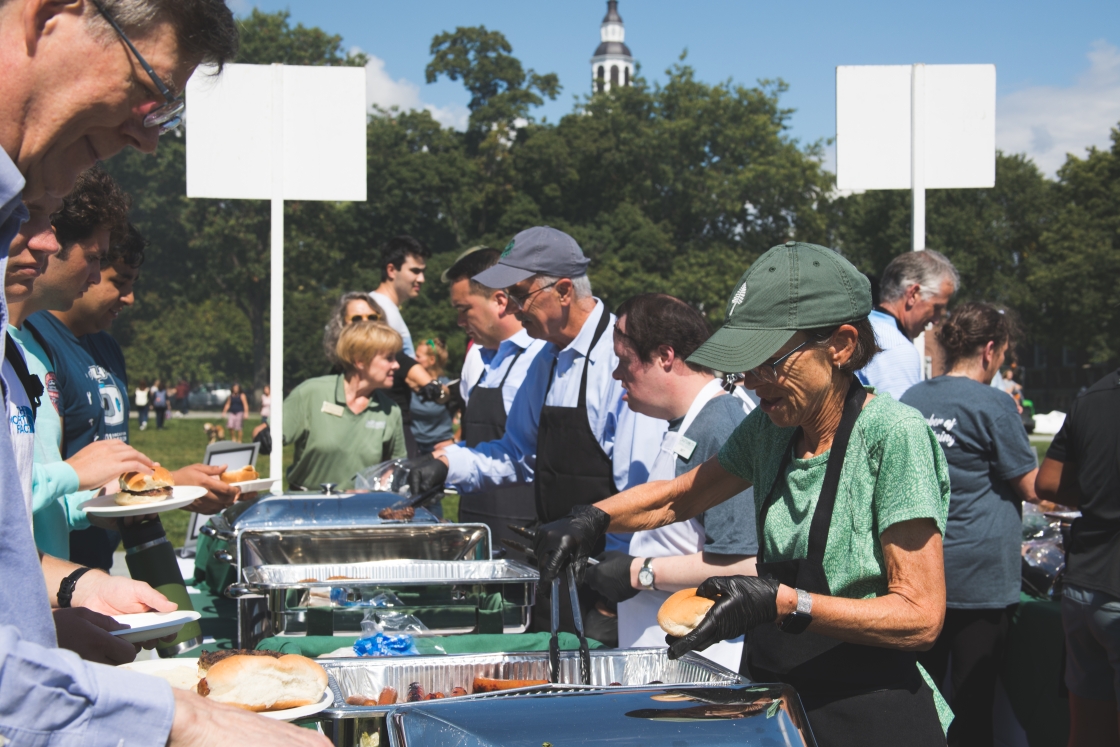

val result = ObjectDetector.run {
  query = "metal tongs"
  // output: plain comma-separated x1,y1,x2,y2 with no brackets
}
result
549,566,592,686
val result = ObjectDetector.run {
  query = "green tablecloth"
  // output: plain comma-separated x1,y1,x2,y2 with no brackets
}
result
1002,592,1069,747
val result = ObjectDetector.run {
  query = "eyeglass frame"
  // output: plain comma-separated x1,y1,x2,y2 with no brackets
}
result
90,0,185,134
507,280,559,311
743,333,829,385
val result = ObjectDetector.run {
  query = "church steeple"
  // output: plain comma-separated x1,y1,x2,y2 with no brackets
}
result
591,0,634,93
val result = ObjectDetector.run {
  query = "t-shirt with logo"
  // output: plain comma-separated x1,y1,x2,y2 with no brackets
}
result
901,375,1038,609
82,330,130,431
26,312,128,455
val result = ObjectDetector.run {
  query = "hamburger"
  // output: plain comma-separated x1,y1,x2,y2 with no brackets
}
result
657,588,715,638
115,466,175,506
220,465,259,484
196,654,327,712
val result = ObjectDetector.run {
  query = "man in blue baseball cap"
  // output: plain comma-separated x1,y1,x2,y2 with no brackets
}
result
410,226,667,639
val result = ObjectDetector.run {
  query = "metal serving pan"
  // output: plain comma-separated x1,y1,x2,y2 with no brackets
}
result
239,559,539,589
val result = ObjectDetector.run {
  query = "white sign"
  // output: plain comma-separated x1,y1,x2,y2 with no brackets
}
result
836,64,995,192
186,64,367,201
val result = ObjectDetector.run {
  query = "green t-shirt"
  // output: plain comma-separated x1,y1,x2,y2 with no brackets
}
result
718,392,953,732
283,375,406,490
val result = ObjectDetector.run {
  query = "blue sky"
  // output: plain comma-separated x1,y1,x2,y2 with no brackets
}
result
233,0,1120,177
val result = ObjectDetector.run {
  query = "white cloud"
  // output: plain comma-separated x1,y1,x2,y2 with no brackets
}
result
998,41,1120,177
359,50,470,131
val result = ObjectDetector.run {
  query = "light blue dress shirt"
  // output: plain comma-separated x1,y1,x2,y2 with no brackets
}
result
857,309,921,400
0,151,176,746
445,299,667,495
466,328,550,413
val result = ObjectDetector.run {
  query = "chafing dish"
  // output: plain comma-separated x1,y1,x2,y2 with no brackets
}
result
194,492,492,647
320,658,810,747
229,559,538,641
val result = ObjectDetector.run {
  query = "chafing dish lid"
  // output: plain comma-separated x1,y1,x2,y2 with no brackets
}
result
388,684,816,747
218,492,439,530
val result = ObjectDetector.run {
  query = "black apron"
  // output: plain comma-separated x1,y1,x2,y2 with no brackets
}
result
744,377,945,747
530,307,616,634
458,347,537,559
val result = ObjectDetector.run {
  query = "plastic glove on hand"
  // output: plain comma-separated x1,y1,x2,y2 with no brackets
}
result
666,575,780,659
533,504,611,585
405,455,449,496
585,551,640,603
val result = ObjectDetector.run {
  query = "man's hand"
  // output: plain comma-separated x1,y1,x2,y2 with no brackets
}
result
585,551,640,603
173,464,241,514
168,689,331,747
406,454,449,496
533,505,612,585
666,576,780,659
70,571,178,616
66,440,154,491
53,607,140,665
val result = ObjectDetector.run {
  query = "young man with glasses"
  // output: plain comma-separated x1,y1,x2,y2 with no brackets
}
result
0,2,328,745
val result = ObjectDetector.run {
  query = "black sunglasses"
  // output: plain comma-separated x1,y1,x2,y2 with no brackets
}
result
90,0,185,135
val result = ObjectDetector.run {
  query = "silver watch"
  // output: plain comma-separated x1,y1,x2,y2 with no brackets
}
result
637,558,655,590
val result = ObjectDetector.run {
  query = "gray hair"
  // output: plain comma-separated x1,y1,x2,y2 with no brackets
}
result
86,0,239,75
535,274,593,300
879,249,960,303
324,292,386,365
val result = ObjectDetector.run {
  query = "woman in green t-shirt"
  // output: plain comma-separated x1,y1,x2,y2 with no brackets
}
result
533,243,952,747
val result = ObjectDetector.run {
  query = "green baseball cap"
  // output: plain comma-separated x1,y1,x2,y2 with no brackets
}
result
687,241,872,373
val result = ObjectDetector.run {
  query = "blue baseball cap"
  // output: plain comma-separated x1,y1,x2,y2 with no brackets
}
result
472,226,591,289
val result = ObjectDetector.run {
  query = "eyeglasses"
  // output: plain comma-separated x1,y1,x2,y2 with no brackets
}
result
743,337,821,385
348,314,381,323
508,280,558,311
91,0,185,135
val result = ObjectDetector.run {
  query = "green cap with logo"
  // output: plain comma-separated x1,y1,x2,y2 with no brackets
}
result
687,241,872,373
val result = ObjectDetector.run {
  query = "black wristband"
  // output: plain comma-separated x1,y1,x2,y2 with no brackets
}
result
57,567,95,608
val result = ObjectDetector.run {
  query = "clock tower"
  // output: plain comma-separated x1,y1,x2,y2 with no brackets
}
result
591,0,634,93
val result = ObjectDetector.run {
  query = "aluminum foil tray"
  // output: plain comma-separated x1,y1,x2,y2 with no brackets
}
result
242,559,538,589
322,649,745,717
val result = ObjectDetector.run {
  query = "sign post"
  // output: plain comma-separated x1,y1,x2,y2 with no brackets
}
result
186,63,367,487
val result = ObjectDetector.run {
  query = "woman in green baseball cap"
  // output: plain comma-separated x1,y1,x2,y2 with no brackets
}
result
533,242,953,747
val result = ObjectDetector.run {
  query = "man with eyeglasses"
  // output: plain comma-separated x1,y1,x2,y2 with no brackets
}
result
0,1,328,745
408,226,667,640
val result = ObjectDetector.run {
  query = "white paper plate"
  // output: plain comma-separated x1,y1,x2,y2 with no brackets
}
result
81,485,208,517
120,657,201,689
110,610,202,643
260,689,333,721
231,477,278,494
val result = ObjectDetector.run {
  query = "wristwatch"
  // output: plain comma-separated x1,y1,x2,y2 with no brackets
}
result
637,558,656,591
57,567,95,609
778,588,813,634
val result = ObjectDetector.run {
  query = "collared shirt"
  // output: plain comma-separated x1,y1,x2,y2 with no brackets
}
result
459,343,485,406
857,309,921,400
283,374,407,489
445,300,667,494
370,291,416,356
466,329,550,413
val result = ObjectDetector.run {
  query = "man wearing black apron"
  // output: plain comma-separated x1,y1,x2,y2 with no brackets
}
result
442,248,548,556
408,226,666,637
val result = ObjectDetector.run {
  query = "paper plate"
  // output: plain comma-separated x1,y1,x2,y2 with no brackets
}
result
260,689,333,721
82,485,208,518
110,610,202,643
120,657,202,689
231,477,278,494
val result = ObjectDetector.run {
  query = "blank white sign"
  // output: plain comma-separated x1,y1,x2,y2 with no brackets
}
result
186,64,367,201
836,64,995,191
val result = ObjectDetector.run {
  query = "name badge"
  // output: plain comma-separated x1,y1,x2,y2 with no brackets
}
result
674,435,697,460
321,401,345,417
365,420,385,429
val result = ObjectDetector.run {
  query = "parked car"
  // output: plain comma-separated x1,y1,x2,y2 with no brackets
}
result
188,383,231,410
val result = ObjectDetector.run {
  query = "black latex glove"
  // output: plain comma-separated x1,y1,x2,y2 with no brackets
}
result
406,454,449,496
417,381,445,403
585,551,640,603
533,504,611,585
665,575,780,660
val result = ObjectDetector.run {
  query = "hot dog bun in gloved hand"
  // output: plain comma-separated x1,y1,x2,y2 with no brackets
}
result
533,504,611,585
585,551,641,603
665,576,780,660
405,454,449,496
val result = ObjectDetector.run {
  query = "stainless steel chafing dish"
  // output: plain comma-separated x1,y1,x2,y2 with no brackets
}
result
195,491,493,647
318,649,752,746
230,559,538,642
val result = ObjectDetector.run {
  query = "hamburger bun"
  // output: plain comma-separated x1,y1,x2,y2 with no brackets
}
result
198,654,327,712
115,466,175,506
220,465,259,484
657,588,715,638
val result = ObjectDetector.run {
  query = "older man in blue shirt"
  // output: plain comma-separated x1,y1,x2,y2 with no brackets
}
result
0,1,327,745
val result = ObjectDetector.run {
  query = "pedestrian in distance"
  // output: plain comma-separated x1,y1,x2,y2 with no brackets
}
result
222,383,249,443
